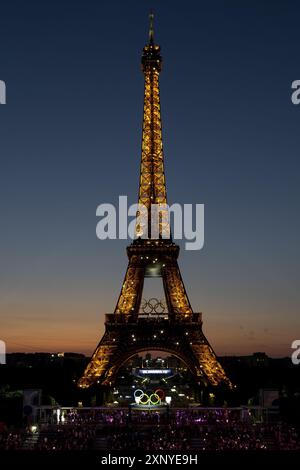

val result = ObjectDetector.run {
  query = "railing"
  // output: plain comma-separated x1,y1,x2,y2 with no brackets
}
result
105,312,202,324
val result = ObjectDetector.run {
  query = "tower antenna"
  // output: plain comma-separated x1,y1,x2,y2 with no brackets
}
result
149,11,154,44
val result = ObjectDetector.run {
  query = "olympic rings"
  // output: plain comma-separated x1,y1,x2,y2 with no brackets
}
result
149,393,160,405
141,298,166,314
134,389,144,399
154,388,165,400
139,393,150,405
133,389,162,406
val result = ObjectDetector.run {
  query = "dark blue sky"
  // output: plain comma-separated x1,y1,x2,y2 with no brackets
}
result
0,0,299,356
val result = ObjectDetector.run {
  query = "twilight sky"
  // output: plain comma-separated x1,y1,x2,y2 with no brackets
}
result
0,0,299,357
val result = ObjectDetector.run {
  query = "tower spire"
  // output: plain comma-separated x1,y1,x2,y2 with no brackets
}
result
149,11,154,44
136,14,169,239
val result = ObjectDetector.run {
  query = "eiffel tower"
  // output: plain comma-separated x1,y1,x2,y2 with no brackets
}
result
78,15,232,391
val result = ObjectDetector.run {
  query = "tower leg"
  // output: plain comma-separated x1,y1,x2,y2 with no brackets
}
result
162,262,192,316
114,260,145,315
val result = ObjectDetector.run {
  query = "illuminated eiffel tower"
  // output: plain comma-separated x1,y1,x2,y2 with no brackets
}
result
78,15,232,391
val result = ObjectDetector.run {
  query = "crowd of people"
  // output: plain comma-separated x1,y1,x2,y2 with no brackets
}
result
100,423,300,451
0,431,25,450
59,408,247,426
35,425,95,451
106,427,191,451
64,409,128,426
0,408,299,451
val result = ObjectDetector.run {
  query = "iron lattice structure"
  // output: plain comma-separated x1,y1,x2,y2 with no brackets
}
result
78,16,232,391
